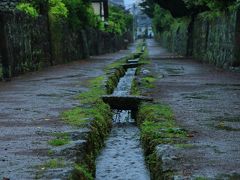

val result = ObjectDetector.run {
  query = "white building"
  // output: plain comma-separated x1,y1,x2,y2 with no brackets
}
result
132,3,153,39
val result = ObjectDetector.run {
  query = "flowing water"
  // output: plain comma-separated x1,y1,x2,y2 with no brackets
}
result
95,68,150,180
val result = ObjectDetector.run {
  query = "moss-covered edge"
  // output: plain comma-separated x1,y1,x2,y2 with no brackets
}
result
67,45,145,179
134,41,189,179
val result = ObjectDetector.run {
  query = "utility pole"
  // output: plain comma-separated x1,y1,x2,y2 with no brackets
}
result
132,3,136,41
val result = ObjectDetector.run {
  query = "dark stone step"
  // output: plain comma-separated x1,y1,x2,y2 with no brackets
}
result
123,63,144,69
101,95,153,111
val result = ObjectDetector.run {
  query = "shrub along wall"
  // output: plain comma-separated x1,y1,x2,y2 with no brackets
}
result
160,21,189,56
159,10,240,69
0,4,129,79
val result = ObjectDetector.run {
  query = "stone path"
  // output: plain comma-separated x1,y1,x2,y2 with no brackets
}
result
0,46,134,179
147,39,240,178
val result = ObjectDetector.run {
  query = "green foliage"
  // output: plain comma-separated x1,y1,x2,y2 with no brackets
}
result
71,164,94,180
152,4,173,33
198,10,222,21
152,4,190,35
106,6,133,35
148,0,238,34
16,3,39,17
17,0,133,34
49,0,68,18
183,0,236,11
63,0,99,29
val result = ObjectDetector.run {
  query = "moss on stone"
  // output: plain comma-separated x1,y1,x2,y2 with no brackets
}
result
48,138,70,146
135,45,190,179
41,159,65,169
70,164,94,180
140,76,156,88
138,103,187,153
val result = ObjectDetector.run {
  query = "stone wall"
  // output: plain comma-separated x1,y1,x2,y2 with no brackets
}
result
0,1,129,79
3,12,51,75
160,22,189,56
159,10,240,69
193,12,238,68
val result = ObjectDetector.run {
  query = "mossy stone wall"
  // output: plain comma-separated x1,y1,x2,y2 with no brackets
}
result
159,10,240,69
0,2,129,79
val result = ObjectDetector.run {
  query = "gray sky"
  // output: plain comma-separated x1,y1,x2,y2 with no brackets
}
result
124,0,139,7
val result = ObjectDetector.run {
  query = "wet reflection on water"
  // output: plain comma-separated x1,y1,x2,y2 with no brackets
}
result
96,67,150,180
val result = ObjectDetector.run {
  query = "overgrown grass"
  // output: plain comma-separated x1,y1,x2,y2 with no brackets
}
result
138,103,187,153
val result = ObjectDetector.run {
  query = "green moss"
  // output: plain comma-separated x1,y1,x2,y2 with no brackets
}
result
106,67,125,94
48,132,70,146
141,76,156,88
215,122,240,131
138,103,187,154
131,78,140,95
175,143,194,149
48,138,69,146
48,150,54,155
135,45,191,179
70,164,94,180
61,44,147,179
62,107,91,127
195,177,209,180
105,58,126,71
42,159,65,169
136,39,145,53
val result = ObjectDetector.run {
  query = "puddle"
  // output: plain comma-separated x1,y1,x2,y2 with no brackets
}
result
95,68,150,179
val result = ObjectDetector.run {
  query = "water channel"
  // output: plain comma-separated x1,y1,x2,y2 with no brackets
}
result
95,68,150,180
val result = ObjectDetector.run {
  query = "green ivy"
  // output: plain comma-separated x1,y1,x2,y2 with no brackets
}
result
152,4,189,35
16,1,133,34
16,3,39,17
49,0,68,18
106,6,133,35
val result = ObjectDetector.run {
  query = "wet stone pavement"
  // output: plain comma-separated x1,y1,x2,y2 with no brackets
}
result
0,46,134,179
147,39,240,178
